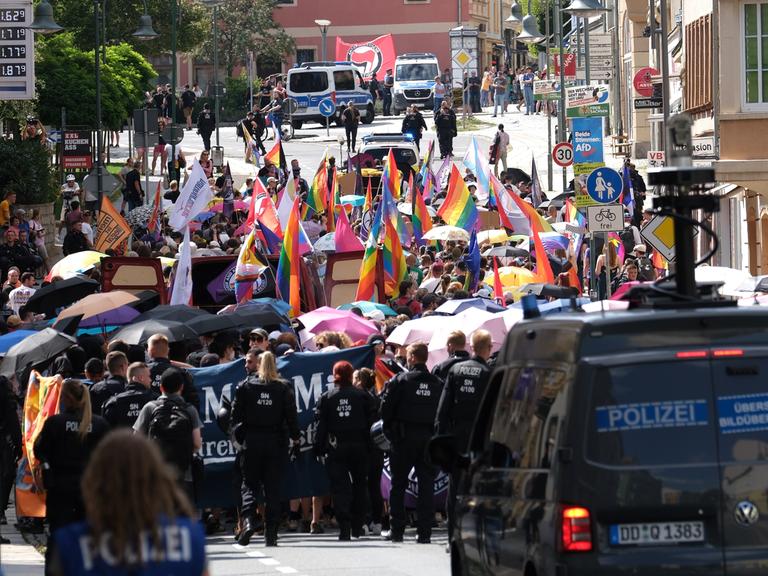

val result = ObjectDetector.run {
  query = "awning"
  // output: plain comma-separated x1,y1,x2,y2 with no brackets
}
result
708,183,743,197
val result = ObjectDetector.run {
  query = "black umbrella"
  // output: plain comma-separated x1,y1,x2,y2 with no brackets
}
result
519,283,578,299
109,319,198,345
229,306,289,329
54,314,83,336
135,305,210,323
0,328,77,379
129,290,162,314
25,277,100,317
503,168,531,186
483,246,529,258
187,314,239,336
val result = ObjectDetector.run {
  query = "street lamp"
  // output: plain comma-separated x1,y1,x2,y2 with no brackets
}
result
562,0,609,17
506,2,524,28
201,0,224,152
516,1,545,44
314,19,331,62
31,0,155,213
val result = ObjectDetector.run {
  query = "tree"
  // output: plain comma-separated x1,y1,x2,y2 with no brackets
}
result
36,33,156,130
50,0,208,56
197,0,295,78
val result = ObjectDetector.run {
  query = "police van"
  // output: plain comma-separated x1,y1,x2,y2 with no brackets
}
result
430,130,768,576
286,61,375,129
392,53,439,115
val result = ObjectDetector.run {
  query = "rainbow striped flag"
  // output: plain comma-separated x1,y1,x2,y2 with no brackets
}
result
437,164,478,230
506,184,554,234
355,199,383,301
326,166,338,232
384,149,401,200
306,154,328,217
412,184,433,246
264,139,284,169
234,228,269,303
418,139,434,196
380,174,407,295
147,180,163,239
276,195,302,316
532,226,555,283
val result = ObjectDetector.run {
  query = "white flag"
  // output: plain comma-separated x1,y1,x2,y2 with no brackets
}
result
170,226,193,305
168,159,214,231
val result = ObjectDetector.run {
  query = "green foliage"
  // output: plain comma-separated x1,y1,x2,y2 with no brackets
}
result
196,0,295,77
51,0,208,56
0,139,57,204
36,33,156,130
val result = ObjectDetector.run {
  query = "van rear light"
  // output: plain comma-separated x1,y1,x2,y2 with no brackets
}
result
561,506,592,552
713,349,744,357
675,350,709,359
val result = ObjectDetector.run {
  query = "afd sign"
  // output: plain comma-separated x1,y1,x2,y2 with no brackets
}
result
572,117,604,164
193,345,376,507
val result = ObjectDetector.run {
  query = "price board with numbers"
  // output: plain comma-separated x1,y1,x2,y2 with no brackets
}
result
0,1,34,100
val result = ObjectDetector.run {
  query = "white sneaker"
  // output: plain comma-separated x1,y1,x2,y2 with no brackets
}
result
370,523,382,536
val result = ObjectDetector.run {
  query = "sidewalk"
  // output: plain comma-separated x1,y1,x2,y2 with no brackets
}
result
0,503,45,575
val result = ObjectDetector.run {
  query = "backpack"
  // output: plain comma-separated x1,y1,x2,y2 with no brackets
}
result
636,256,655,282
619,227,636,255
148,397,194,477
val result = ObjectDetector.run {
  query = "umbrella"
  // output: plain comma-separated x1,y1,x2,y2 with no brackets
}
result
57,291,139,322
135,305,210,323
340,195,366,207
209,200,249,212
217,298,292,318
435,297,505,315
0,330,37,355
188,314,240,336
397,202,436,217
231,307,289,329
552,221,587,235
109,319,198,345
536,232,570,252
76,306,139,328
0,328,77,378
387,315,452,346
477,229,512,245
482,246,529,258
484,266,537,288
337,301,397,317
508,234,530,245
192,211,216,222
46,251,106,282
427,309,508,368
313,232,337,253
298,307,379,342
503,168,531,185
125,205,153,227
26,277,100,316
422,225,470,242
518,283,578,299
539,298,591,315
129,290,162,313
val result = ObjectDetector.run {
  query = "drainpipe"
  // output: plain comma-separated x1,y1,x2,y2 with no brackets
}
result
458,0,462,26
712,0,720,160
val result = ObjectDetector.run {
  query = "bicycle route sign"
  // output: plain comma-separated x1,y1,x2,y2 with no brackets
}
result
586,204,624,233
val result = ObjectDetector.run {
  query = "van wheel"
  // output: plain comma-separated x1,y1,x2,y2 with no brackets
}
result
361,104,374,124
291,119,303,130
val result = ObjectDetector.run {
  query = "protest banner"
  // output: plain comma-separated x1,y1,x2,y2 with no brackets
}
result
93,196,131,253
335,34,396,80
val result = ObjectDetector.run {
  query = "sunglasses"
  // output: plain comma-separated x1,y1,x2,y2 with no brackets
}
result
250,335,264,342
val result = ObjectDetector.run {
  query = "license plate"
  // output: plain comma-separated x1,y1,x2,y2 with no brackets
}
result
609,522,705,546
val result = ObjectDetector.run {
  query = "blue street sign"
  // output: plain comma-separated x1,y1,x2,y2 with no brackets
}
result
586,167,623,204
318,98,335,118
572,117,604,164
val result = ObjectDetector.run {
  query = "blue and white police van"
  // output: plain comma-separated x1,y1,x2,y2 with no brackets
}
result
392,53,440,115
286,61,374,129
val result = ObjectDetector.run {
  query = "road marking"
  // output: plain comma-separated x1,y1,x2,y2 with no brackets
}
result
275,568,299,574
259,558,281,566
246,550,266,558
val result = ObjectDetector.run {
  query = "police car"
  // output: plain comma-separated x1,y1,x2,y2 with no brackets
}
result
286,61,375,129
392,53,439,115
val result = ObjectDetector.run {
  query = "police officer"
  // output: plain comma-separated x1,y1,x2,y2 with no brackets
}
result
381,342,443,543
147,333,200,412
314,361,377,541
102,362,155,428
382,68,394,116
196,102,216,151
431,330,470,382
89,351,128,415
435,330,493,542
231,350,300,547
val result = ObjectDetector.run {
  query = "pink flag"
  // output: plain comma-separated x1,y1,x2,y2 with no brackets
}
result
334,206,363,252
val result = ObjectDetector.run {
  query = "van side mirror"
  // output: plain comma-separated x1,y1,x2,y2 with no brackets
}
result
428,434,466,472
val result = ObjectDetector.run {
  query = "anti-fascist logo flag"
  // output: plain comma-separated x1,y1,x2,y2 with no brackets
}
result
335,34,396,80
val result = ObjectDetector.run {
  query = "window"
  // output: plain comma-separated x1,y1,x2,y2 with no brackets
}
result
333,70,355,91
295,49,315,66
742,2,768,106
288,71,328,93
586,361,717,467
684,14,712,113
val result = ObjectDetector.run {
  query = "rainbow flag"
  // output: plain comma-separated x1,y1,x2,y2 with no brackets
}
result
147,180,163,239
532,226,555,283
564,198,586,254
356,198,383,301
412,184,433,246
489,175,515,230
607,231,626,263
276,195,302,316
506,184,554,234
418,140,434,197
234,228,269,303
380,174,407,295
306,154,328,216
264,139,285,169
437,164,478,230
326,166,338,232
242,123,261,166
384,149,401,200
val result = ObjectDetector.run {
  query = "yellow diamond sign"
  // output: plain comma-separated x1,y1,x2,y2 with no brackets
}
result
453,49,472,68
641,215,677,261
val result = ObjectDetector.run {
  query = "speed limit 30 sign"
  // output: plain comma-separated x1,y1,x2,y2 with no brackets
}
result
552,142,574,167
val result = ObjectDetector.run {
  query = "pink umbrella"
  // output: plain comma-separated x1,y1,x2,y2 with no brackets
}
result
297,306,379,343
386,315,452,347
210,200,250,213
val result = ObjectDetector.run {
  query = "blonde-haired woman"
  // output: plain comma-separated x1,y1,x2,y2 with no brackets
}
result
49,431,207,575
34,379,109,566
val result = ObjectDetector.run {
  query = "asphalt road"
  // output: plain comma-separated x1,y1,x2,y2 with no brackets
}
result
206,528,450,576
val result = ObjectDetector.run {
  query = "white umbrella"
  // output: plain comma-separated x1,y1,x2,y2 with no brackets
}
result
387,316,452,346
313,232,336,252
397,202,437,217
426,309,508,369
422,225,470,242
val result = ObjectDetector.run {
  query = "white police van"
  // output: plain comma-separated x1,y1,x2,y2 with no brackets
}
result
286,61,375,129
392,53,440,115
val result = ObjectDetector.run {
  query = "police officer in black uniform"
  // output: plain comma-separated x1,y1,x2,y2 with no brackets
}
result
147,333,200,412
89,351,128,415
196,102,216,151
231,350,300,547
431,330,470,382
435,329,493,542
314,361,377,541
381,342,443,543
102,362,156,428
